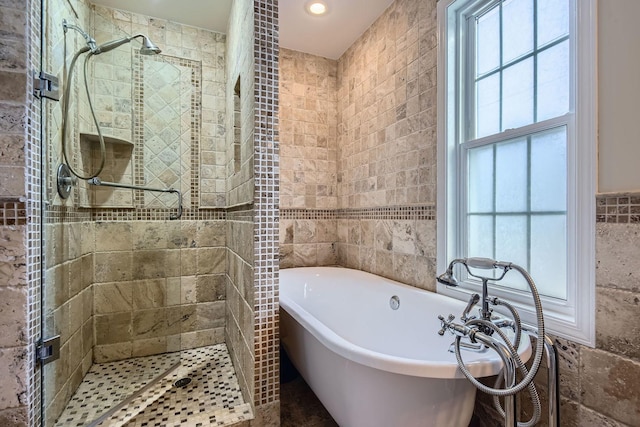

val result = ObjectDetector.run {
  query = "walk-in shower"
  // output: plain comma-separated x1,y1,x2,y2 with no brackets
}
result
39,0,253,425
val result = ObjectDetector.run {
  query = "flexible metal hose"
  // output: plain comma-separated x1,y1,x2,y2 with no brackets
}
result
488,298,541,426
492,298,522,350
60,47,106,180
452,263,545,401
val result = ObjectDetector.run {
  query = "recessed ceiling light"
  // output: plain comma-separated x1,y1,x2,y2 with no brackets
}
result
306,1,328,16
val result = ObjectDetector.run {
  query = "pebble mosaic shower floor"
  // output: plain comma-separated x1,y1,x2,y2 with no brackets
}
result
55,344,252,427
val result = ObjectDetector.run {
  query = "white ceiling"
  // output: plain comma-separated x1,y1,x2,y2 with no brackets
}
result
91,0,395,60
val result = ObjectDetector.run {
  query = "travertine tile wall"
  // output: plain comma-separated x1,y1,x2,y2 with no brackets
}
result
92,220,226,363
334,0,437,289
87,4,227,208
45,0,93,207
225,0,257,412
42,218,93,426
0,0,31,425
225,0,255,209
336,0,436,209
279,49,337,211
279,49,338,268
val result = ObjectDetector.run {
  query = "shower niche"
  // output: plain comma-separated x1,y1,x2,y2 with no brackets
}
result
41,0,248,425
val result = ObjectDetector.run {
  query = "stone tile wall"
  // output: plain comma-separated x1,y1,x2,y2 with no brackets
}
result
336,0,437,209
225,0,257,412
89,4,227,208
279,48,337,210
0,0,31,425
43,219,94,426
91,220,226,363
225,0,255,209
332,0,438,288
279,49,338,268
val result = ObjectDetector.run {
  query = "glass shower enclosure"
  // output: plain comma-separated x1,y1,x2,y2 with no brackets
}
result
39,0,235,425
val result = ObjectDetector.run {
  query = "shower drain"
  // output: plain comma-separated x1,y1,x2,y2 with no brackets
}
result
174,377,192,388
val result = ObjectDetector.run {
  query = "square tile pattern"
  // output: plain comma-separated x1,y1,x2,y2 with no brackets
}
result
55,344,251,426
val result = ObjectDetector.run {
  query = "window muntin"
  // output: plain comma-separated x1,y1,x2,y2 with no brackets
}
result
471,0,570,140
464,126,568,298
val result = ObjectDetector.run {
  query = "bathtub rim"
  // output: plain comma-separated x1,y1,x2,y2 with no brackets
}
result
280,266,533,379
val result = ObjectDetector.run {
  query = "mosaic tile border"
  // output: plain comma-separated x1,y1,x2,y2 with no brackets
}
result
252,0,280,407
281,205,436,221
596,193,640,223
0,199,28,225
27,0,43,424
45,206,227,223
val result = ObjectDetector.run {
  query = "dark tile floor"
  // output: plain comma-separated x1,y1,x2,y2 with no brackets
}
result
280,375,338,427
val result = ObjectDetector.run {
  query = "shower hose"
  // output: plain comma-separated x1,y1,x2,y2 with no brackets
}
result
452,264,544,427
60,46,107,180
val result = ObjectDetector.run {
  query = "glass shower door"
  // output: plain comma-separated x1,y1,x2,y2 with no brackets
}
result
40,1,186,425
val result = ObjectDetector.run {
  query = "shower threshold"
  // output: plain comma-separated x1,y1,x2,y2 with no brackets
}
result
54,344,253,426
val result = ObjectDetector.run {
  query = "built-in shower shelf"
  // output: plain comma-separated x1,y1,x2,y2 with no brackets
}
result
80,132,133,146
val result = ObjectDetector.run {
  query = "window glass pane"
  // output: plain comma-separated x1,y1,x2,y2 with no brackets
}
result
495,215,528,290
531,127,567,212
476,6,500,76
495,138,527,212
468,214,494,259
537,40,570,121
537,0,570,48
502,58,533,130
502,0,534,63
531,214,567,299
476,74,501,138
468,145,495,213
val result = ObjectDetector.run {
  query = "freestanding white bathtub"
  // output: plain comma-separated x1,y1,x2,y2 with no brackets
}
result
279,267,531,427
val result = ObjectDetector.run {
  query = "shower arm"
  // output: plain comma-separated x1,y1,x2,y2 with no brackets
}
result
88,178,183,220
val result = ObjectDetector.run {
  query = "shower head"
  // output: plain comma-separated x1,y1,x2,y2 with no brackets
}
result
139,36,162,55
436,268,459,287
93,34,162,55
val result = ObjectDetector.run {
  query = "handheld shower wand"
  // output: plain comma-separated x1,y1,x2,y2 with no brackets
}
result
92,34,162,55
59,20,162,190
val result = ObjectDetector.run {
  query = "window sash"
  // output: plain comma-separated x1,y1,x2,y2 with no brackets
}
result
464,0,571,141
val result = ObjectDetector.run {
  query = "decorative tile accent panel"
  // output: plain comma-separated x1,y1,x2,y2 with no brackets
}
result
132,53,202,211
596,193,640,223
92,4,227,208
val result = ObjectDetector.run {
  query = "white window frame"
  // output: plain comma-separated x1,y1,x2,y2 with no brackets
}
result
436,0,597,346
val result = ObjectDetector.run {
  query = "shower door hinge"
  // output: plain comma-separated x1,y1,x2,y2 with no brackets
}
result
36,335,61,366
33,71,60,101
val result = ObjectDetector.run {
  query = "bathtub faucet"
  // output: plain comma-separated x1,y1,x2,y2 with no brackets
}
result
437,257,513,334
436,258,558,427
